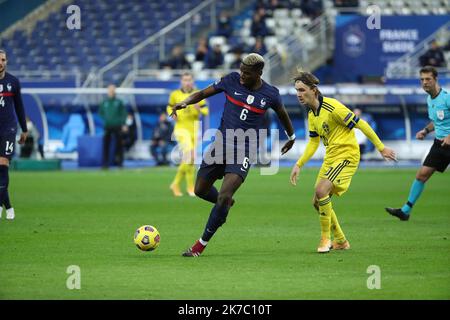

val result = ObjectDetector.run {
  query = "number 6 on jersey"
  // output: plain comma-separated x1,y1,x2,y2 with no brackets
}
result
240,109,248,121
242,157,249,170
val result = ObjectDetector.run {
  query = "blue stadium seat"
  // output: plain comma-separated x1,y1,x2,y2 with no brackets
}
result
1,0,247,84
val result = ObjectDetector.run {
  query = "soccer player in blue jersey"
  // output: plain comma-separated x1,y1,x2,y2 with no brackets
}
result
0,49,28,220
386,66,450,221
170,53,295,257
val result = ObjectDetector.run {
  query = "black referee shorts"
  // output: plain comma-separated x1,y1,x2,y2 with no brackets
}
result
423,139,450,172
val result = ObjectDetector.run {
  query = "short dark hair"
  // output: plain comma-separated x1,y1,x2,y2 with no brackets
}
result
293,71,320,89
420,66,438,79
181,72,193,78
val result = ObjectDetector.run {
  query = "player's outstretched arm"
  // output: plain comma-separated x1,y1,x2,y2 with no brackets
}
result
355,119,397,161
273,106,295,155
170,86,218,118
290,136,320,186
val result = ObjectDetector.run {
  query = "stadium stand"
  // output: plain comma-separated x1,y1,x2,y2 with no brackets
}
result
0,0,238,83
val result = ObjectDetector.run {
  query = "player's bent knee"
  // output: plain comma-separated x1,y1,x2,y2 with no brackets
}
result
217,193,233,207
315,188,328,200
194,182,208,197
194,186,208,198
416,168,433,182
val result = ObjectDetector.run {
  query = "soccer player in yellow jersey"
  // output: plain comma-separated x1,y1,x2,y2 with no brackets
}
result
289,71,397,253
167,72,209,197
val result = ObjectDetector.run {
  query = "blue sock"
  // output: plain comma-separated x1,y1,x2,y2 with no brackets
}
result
0,165,9,208
401,179,425,214
201,203,229,241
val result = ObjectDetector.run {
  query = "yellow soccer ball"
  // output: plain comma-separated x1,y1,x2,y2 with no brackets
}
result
134,225,160,251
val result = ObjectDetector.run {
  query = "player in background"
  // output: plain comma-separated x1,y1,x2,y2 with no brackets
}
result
167,72,209,197
290,71,396,253
386,66,450,221
0,49,28,220
170,53,295,257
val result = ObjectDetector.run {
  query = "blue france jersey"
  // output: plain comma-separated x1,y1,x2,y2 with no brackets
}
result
0,72,27,134
212,72,282,132
427,88,450,139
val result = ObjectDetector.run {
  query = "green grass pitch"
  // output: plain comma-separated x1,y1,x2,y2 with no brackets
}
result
0,168,449,299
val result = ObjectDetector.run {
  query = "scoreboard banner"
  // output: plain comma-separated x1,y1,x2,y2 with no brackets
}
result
333,14,450,82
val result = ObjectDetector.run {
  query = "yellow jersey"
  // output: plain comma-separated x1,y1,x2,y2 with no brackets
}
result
166,88,209,133
307,96,360,162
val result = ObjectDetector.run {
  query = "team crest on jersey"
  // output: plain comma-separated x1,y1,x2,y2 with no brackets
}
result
322,122,330,134
0,85,3,92
246,95,254,104
260,98,266,107
7,83,12,92
437,110,445,120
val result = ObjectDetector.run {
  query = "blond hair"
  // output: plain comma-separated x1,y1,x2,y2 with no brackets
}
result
242,53,265,70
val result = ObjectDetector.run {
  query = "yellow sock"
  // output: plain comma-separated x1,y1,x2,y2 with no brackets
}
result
331,211,346,243
185,164,195,192
318,196,332,239
172,163,186,187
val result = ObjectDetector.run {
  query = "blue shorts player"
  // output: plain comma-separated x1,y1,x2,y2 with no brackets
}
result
386,66,450,221
170,53,295,256
0,49,28,220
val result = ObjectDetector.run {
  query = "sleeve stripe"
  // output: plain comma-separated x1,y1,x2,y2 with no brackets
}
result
343,112,353,123
322,104,334,113
322,101,335,111
346,116,360,129
309,131,319,137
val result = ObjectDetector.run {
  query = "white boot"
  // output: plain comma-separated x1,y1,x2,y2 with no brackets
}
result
6,207,15,220
0,207,3,219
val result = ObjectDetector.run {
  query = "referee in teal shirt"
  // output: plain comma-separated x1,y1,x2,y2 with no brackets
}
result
386,66,450,221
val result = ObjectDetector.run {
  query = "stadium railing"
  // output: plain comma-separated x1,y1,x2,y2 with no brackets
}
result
82,0,251,88
385,21,450,79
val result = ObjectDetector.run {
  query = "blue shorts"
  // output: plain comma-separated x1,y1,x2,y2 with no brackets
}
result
197,143,252,182
0,129,17,160
197,161,251,182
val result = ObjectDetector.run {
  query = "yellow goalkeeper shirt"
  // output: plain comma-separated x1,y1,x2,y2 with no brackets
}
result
166,88,209,133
